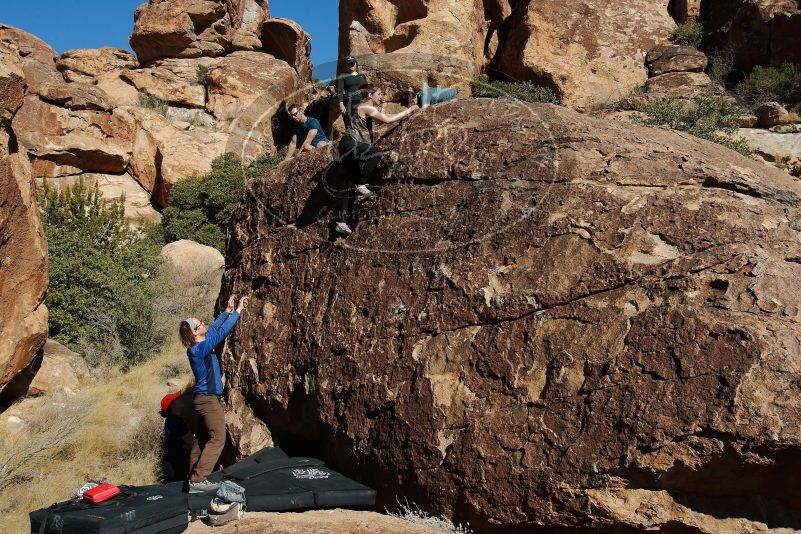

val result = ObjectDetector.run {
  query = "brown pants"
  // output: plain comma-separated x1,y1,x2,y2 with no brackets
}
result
189,395,226,481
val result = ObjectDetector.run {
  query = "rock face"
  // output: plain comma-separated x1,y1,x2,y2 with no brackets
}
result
338,0,494,95
261,18,313,82
130,0,270,64
13,95,135,175
702,0,801,71
645,71,713,95
646,44,708,76
739,127,801,168
56,48,138,84
0,25,48,401
497,0,675,110
0,135,48,401
27,340,91,396
222,99,801,532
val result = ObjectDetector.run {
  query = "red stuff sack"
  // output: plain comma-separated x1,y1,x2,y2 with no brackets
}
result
83,483,120,503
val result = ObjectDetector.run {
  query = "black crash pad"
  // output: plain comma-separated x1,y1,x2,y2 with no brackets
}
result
30,485,188,534
190,448,375,514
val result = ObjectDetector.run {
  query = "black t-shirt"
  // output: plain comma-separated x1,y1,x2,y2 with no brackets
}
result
336,73,367,107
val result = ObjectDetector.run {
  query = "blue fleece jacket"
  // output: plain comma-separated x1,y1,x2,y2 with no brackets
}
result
188,311,240,395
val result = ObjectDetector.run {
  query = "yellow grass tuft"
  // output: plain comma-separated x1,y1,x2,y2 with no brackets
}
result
0,342,192,532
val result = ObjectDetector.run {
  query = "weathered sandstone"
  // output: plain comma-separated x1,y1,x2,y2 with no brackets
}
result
222,99,801,532
130,0,270,63
497,0,675,110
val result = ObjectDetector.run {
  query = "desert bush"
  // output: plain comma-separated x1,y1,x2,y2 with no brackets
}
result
0,400,85,493
196,64,210,85
708,48,735,88
389,500,473,534
138,91,169,116
39,178,163,367
161,152,283,251
471,75,560,104
635,95,752,156
670,21,703,47
735,63,801,108
118,411,164,466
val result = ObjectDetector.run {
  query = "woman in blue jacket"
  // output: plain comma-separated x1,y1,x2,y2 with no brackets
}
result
179,294,249,493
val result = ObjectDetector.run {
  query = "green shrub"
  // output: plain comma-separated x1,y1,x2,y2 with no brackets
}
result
39,179,163,367
670,21,703,47
635,95,752,156
735,63,801,108
708,48,735,88
161,153,283,251
138,91,168,116
471,75,560,104
196,64,210,85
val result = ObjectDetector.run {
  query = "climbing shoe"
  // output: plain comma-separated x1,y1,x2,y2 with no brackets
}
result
355,184,375,197
334,222,353,236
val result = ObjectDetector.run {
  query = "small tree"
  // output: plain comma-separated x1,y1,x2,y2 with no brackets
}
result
670,21,703,47
39,178,162,367
635,95,752,156
735,63,801,108
161,153,283,251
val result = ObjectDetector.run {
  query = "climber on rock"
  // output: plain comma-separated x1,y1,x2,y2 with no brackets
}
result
334,84,419,237
335,55,367,128
179,294,249,493
400,85,459,109
283,103,330,162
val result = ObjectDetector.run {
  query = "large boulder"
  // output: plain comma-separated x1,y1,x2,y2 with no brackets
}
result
27,340,91,396
702,0,801,71
646,44,708,76
260,18,313,83
739,127,801,168
56,48,138,84
13,95,135,176
0,148,48,400
121,59,208,108
645,71,713,96
205,51,299,159
119,106,229,206
129,0,270,64
206,51,297,120
221,99,801,532
339,0,495,95
0,23,60,94
497,0,675,111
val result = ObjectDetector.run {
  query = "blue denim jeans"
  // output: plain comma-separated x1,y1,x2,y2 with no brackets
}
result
418,87,458,106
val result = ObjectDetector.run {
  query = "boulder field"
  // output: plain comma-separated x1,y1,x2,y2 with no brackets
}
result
220,99,801,532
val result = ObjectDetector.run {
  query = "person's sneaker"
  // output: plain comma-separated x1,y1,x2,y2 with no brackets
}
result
188,479,220,494
334,222,353,236
355,184,375,197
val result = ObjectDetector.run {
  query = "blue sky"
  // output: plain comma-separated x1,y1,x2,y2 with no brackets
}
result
0,0,339,75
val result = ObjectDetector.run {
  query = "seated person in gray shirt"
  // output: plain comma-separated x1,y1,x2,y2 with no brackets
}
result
284,103,330,161
400,86,458,109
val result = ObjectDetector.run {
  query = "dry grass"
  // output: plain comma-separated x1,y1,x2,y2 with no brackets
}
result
0,344,192,532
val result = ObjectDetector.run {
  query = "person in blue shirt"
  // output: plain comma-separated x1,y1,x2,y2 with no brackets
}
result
179,294,249,493
400,86,459,109
283,103,330,162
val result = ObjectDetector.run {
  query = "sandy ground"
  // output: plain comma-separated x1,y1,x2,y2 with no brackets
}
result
184,509,443,533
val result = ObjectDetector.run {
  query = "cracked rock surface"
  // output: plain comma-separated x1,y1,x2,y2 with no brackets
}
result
221,99,801,532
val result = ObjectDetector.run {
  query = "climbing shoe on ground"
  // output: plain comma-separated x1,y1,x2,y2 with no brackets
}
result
334,222,353,236
189,479,221,494
355,184,375,197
